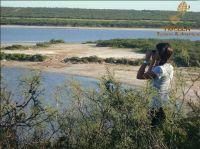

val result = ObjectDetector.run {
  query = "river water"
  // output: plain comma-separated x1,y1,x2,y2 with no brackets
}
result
1,67,99,107
1,25,199,44
1,67,134,106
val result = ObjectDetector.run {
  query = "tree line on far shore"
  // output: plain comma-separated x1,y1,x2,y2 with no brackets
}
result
1,17,199,29
1,7,200,28
2,7,200,22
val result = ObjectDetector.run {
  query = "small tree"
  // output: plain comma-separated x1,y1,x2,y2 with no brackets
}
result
0,71,57,148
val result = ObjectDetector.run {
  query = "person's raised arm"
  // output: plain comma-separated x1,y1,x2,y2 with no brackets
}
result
137,51,157,80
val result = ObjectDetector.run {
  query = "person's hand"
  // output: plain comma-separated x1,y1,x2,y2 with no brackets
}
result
145,51,152,61
149,58,156,69
151,52,156,64
147,51,156,72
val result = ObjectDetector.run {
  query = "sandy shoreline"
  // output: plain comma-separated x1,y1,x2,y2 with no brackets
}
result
2,25,200,32
1,43,145,87
1,43,199,100
1,25,165,31
1,62,144,87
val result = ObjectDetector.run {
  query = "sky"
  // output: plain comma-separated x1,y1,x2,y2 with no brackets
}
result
1,1,200,12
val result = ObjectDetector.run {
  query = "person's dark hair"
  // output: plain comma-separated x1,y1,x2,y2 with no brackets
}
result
156,43,173,65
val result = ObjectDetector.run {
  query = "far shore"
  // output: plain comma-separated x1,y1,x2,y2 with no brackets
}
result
0,25,165,31
2,25,200,32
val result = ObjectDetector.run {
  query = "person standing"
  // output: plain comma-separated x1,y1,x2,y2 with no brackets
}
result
137,43,174,127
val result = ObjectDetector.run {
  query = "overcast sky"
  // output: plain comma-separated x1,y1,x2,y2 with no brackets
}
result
1,1,200,12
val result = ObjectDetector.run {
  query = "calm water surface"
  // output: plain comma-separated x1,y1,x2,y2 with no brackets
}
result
1,67,134,106
1,26,199,44
1,67,98,107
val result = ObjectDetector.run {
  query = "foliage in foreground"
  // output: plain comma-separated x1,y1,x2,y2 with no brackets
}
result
0,71,57,148
0,52,47,62
0,68,200,148
63,56,143,66
95,39,200,67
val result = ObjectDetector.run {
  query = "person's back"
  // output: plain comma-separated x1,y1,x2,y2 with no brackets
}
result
150,63,174,108
136,42,174,127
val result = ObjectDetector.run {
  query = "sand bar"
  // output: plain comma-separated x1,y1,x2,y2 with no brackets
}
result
1,43,199,101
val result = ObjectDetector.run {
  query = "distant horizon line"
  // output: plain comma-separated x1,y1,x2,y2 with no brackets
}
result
2,6,199,13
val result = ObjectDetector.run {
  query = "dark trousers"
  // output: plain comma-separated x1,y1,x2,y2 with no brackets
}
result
150,107,166,127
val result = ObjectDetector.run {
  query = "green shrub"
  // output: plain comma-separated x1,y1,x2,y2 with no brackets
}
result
49,39,65,44
1,39,66,50
1,67,199,148
86,56,102,63
52,69,200,149
0,52,47,61
36,42,50,47
3,44,28,50
64,56,143,66
30,54,47,61
36,39,65,47
105,57,116,63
